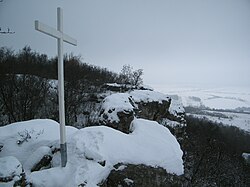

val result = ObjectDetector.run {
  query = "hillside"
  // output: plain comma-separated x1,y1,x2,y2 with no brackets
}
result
0,88,185,186
1,48,250,186
0,47,146,127
1,88,250,186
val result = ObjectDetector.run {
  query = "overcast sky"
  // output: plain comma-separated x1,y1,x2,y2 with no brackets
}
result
1,0,250,88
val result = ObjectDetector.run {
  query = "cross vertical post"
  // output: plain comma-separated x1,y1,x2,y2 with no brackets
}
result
57,7,67,168
35,7,77,167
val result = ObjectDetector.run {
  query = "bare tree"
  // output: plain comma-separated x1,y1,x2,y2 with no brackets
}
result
119,64,143,87
0,74,50,124
132,68,143,87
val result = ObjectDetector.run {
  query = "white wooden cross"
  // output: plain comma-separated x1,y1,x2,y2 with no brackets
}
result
35,7,77,167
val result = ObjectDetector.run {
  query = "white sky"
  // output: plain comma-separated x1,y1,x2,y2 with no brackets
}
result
1,0,250,88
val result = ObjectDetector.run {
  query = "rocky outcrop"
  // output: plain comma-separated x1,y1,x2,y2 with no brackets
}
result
96,91,187,186
100,163,184,187
98,90,186,134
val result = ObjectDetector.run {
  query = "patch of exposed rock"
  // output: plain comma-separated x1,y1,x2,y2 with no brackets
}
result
100,163,184,187
135,100,171,121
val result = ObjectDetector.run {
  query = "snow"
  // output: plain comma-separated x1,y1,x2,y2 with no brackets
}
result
130,90,170,104
168,95,185,116
0,118,183,186
115,165,127,171
154,85,250,110
0,119,77,164
154,85,250,131
0,156,22,186
242,153,250,160
242,153,250,163
24,146,51,172
106,83,121,87
188,111,250,133
0,156,22,178
130,89,185,116
48,79,58,90
161,118,182,128
100,93,135,122
105,83,154,91
124,178,134,185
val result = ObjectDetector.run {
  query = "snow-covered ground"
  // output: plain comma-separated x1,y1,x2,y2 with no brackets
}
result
154,84,250,132
0,119,183,186
154,85,250,110
189,110,250,133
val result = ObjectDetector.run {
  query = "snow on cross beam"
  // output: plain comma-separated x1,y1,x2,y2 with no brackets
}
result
34,7,77,167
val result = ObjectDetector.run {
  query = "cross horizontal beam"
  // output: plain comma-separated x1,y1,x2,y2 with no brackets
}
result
35,20,77,46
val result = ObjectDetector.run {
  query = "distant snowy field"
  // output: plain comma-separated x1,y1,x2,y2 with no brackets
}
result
154,85,250,110
154,84,250,132
190,111,250,132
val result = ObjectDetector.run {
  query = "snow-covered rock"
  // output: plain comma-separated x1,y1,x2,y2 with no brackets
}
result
0,119,77,164
167,95,186,124
0,118,183,187
99,90,185,133
24,146,52,172
130,89,170,104
99,93,135,133
0,156,23,186
100,93,135,123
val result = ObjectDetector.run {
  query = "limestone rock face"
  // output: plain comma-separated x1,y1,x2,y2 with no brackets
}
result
101,163,184,187
135,100,171,122
116,110,135,133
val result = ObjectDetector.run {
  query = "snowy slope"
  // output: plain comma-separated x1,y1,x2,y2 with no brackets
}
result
0,119,183,187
